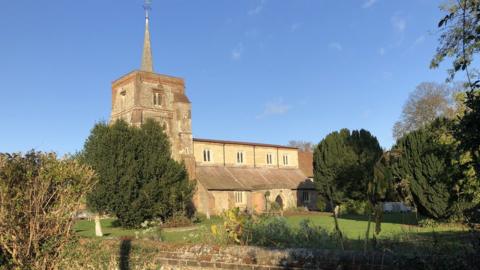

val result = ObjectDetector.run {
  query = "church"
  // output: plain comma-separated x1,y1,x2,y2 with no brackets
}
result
110,7,317,216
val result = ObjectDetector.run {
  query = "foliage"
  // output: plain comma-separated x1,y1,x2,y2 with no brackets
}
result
81,119,195,228
390,232,480,270
0,151,96,270
393,82,463,140
314,129,382,250
432,0,480,177
220,208,253,244
418,218,438,228
245,216,331,249
365,150,400,247
213,209,334,248
338,200,368,215
390,118,479,219
455,90,480,175
431,0,480,80
313,129,383,204
246,217,293,248
316,196,328,211
391,122,452,219
161,213,193,228
248,218,294,247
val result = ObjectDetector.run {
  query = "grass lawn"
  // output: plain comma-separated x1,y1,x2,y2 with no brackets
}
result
74,212,467,245
285,212,466,239
74,216,223,242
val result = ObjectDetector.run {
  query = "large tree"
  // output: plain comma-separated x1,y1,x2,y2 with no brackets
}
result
81,119,195,228
391,118,478,219
313,129,382,249
393,82,462,140
313,129,383,205
432,0,480,176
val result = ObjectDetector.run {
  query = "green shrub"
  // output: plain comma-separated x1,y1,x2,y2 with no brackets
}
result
295,219,330,247
0,152,96,270
245,216,331,248
162,213,193,228
339,200,368,215
246,217,292,248
418,218,438,228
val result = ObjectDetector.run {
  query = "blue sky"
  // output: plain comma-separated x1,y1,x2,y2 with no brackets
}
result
0,0,453,154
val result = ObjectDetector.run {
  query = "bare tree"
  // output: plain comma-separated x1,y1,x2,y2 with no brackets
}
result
393,82,464,140
288,140,315,152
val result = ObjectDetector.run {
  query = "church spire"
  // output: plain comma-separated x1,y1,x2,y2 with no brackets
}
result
141,0,154,72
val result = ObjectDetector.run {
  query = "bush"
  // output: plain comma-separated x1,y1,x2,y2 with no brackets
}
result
0,152,96,270
418,218,438,228
161,213,193,228
247,217,292,248
339,200,368,215
213,208,332,248
246,217,330,248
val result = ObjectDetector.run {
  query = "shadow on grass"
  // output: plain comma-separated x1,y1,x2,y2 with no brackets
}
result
111,220,123,228
119,238,132,270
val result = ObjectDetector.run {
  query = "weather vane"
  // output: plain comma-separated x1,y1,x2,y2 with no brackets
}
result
143,0,152,18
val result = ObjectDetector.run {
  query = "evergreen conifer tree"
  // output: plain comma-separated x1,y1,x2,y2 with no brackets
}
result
81,119,194,228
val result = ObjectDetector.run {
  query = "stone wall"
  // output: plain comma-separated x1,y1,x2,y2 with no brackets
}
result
65,240,396,270
193,141,299,169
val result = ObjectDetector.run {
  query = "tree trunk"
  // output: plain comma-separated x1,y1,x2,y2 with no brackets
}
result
331,204,344,250
95,214,103,237
327,185,344,250
364,205,372,254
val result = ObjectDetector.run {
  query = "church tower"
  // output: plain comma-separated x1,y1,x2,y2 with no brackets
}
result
110,1,195,178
